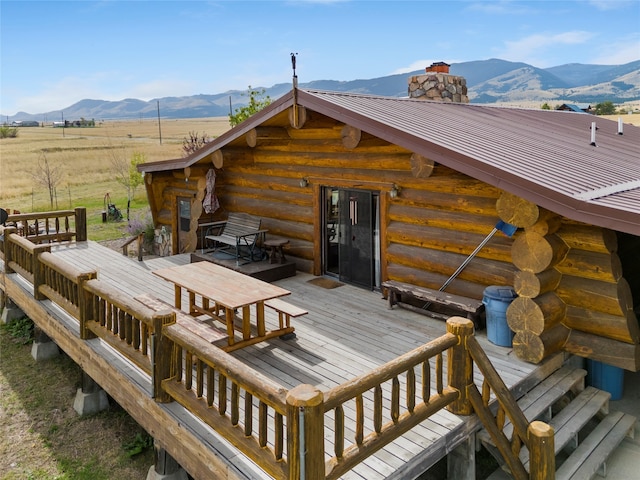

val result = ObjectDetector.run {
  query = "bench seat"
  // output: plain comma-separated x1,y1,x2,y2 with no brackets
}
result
381,280,484,327
264,298,307,338
204,212,266,265
135,293,228,345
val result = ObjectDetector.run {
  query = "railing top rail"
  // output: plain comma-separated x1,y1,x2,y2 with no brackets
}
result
165,323,289,412
38,251,94,285
7,210,76,222
323,332,458,410
84,279,157,325
4,231,47,254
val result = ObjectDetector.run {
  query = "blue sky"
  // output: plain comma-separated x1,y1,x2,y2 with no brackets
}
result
1,0,639,115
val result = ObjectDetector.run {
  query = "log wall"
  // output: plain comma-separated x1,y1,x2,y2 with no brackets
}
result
170,109,517,299
145,106,639,370
503,197,639,370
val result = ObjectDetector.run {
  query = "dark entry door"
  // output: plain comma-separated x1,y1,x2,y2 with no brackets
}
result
336,189,374,289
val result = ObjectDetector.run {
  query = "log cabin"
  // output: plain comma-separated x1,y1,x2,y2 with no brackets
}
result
138,68,640,373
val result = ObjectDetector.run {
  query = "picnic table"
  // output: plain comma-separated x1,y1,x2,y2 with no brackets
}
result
152,261,298,351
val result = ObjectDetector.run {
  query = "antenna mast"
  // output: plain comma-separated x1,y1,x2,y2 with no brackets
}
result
291,52,299,127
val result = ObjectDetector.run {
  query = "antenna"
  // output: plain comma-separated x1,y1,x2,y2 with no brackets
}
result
291,52,298,89
291,52,300,128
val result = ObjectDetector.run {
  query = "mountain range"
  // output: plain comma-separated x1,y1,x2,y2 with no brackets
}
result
6,58,640,122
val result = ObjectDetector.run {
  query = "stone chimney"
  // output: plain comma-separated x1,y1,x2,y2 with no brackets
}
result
408,62,469,103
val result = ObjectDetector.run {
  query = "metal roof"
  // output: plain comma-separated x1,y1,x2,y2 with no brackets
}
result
140,89,640,236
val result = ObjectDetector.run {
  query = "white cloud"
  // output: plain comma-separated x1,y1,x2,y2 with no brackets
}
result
592,35,640,64
588,0,636,11
390,59,465,76
390,60,433,75
497,31,594,66
467,0,535,15
3,73,200,114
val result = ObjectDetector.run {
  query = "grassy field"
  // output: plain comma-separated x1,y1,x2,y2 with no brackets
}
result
1,117,231,241
0,319,155,479
1,118,232,478
2,112,638,239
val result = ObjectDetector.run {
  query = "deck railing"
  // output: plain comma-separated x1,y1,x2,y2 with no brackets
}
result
82,278,173,378
465,335,555,480
1,228,51,282
158,323,290,480
0,217,555,480
320,331,461,479
5,208,87,244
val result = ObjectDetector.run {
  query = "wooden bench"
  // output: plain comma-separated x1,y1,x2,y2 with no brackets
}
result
135,293,228,345
381,280,484,328
204,212,267,265
264,298,308,339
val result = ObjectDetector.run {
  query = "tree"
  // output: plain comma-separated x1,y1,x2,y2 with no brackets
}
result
111,149,145,221
228,86,272,127
31,153,63,209
182,131,210,157
594,101,616,115
541,103,551,110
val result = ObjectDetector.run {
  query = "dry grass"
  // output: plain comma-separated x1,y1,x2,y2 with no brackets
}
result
0,320,154,479
602,113,640,126
0,117,231,208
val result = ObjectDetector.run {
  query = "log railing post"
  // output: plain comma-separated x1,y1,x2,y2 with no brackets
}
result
446,317,475,415
74,207,87,242
528,421,554,480
3,228,16,273
78,272,98,340
286,384,325,480
32,244,52,300
152,312,176,402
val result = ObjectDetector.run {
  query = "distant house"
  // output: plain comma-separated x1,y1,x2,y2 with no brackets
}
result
10,120,39,127
556,103,592,113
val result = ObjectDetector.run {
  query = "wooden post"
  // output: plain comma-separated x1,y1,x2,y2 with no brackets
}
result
152,311,176,403
74,207,87,241
446,317,475,415
78,273,98,340
528,421,554,480
286,384,324,480
32,244,52,301
3,227,16,273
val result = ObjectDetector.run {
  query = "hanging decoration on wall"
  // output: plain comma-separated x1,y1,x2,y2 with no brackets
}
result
203,168,220,215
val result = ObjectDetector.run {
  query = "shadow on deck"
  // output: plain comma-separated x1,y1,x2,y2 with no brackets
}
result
4,239,612,480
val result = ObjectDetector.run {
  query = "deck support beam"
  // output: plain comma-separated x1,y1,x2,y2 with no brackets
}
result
447,432,476,480
73,371,109,416
31,325,60,361
147,445,188,480
1,297,25,324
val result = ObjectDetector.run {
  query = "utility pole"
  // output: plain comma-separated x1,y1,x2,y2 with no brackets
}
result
157,101,162,144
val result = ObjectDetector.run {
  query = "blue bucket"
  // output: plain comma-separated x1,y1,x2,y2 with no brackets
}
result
586,359,624,401
483,286,517,347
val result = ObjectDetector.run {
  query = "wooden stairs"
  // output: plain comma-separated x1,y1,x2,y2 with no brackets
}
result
479,363,636,480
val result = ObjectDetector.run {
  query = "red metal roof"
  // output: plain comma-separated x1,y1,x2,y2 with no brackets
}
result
140,89,640,236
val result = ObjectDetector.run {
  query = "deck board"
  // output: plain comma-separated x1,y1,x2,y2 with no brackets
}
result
49,241,545,479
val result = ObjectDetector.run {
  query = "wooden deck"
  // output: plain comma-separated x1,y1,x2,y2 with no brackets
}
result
48,241,551,479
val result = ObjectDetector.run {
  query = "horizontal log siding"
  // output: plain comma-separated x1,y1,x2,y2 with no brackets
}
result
203,130,518,294
555,222,639,345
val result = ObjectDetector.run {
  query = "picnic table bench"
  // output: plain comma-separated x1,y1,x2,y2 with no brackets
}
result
381,280,484,328
264,298,308,339
135,293,229,345
204,212,267,265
